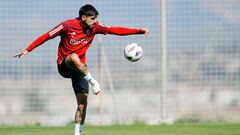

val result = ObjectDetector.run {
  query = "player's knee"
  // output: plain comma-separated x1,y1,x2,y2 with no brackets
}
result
69,54,85,67
69,53,79,62
78,104,86,111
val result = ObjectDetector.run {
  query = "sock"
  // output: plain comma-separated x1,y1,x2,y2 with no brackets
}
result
80,125,84,132
74,123,80,135
83,72,93,82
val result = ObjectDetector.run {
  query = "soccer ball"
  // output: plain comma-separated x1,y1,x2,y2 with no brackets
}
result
124,43,143,62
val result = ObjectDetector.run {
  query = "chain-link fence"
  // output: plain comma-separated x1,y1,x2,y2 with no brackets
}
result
0,0,239,125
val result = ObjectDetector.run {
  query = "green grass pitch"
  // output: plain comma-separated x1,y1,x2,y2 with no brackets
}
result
0,123,239,135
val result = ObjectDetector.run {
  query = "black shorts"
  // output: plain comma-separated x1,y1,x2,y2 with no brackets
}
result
57,59,89,94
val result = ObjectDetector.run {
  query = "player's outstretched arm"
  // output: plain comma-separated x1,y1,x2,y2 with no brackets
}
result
107,27,150,36
13,24,64,59
13,32,51,59
96,22,150,36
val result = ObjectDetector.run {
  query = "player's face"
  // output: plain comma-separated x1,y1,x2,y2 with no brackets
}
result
84,15,97,29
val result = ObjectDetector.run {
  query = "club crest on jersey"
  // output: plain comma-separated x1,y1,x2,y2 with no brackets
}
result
70,32,76,38
86,29,91,36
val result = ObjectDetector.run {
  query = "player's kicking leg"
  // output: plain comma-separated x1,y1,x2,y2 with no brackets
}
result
65,53,101,94
74,93,88,135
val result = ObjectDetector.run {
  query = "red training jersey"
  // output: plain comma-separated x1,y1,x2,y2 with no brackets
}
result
25,18,144,64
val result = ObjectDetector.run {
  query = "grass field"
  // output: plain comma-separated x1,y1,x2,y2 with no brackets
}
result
0,123,239,135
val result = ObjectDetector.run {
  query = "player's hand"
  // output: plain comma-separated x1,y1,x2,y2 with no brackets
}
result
141,27,150,37
13,50,28,58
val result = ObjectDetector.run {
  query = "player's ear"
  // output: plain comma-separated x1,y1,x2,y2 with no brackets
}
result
82,15,87,21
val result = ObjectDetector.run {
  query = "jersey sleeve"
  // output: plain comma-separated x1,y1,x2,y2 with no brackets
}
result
94,22,144,36
25,23,65,52
108,27,144,35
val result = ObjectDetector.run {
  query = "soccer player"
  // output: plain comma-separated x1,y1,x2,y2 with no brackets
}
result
13,4,149,135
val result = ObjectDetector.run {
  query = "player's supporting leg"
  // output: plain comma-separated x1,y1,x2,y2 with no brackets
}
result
65,53,101,94
74,93,88,135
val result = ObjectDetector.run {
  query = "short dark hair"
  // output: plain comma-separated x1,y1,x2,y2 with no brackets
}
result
79,4,99,18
